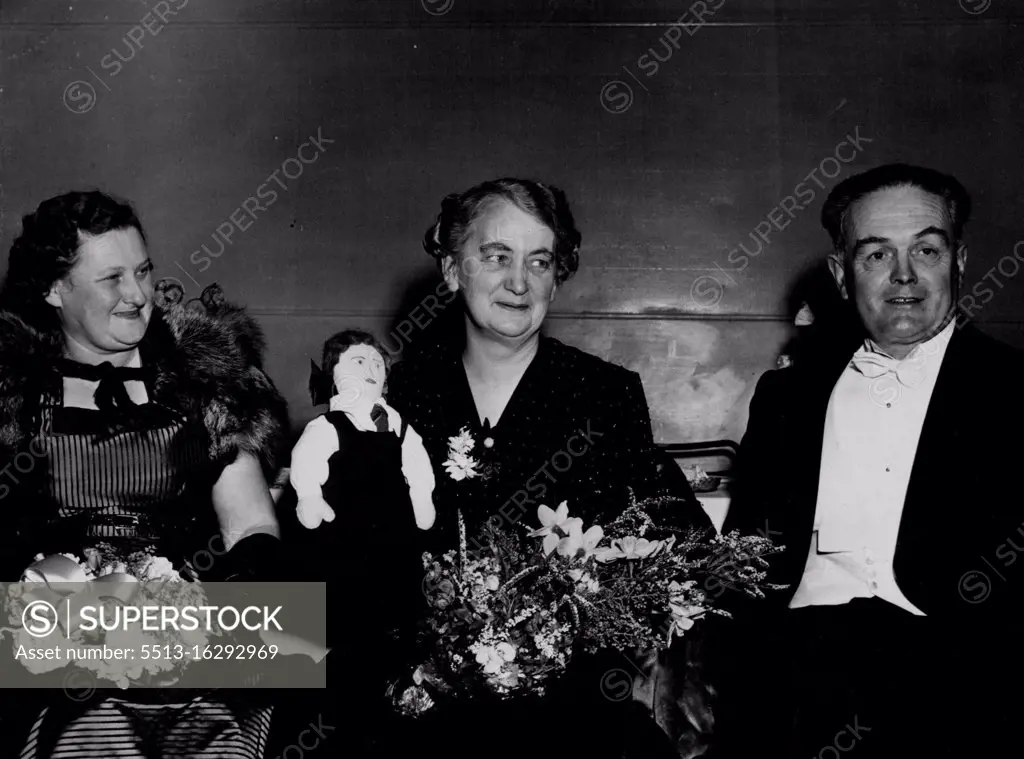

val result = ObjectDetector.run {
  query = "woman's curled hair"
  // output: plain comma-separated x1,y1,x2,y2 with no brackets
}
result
0,190,146,333
422,178,582,286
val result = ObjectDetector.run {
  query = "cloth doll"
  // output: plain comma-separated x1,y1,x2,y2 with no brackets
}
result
288,330,435,744
290,329,436,532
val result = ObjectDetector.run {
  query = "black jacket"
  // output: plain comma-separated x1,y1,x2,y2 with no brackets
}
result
725,322,1024,620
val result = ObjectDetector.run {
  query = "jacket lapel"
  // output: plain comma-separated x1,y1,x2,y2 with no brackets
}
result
775,342,858,592
893,324,975,605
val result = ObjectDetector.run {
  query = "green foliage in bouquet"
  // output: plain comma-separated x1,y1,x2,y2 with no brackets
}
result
398,492,786,717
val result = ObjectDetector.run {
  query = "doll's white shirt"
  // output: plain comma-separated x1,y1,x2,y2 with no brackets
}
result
289,397,436,529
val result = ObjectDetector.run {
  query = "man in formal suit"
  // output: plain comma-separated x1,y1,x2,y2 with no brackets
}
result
714,163,1024,758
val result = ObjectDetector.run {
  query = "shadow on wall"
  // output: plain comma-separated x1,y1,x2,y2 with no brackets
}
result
365,254,865,448
779,255,863,367
383,265,462,361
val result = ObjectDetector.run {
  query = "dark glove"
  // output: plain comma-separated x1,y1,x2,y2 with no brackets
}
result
211,532,328,652
214,532,284,582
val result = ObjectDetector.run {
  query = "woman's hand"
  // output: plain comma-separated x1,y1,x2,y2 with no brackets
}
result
296,495,336,529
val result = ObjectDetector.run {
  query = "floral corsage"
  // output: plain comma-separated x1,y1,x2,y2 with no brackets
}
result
443,426,495,481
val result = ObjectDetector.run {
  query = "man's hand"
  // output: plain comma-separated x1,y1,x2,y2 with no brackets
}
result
296,495,336,529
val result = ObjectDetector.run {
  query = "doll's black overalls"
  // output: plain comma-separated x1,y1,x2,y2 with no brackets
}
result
317,410,425,696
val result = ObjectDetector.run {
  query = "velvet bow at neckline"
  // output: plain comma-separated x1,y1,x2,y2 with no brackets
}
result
56,357,155,414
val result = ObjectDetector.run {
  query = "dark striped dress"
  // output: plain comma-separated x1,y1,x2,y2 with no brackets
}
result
14,363,274,759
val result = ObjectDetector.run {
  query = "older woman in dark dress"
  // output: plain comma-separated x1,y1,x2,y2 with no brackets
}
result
388,178,705,547
387,178,714,758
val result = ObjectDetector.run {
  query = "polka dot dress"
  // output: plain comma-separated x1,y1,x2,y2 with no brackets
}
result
387,333,707,551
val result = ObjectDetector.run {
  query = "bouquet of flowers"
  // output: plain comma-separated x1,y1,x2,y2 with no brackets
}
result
1,543,216,689
396,493,785,717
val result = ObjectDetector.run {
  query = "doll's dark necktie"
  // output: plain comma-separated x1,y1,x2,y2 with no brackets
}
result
370,404,389,433
57,358,153,413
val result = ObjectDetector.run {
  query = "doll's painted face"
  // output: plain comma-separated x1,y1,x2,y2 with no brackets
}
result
331,344,386,410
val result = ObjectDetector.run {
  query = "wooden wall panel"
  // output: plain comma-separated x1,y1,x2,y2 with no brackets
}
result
2,1,1020,444
257,310,788,443
3,0,1022,26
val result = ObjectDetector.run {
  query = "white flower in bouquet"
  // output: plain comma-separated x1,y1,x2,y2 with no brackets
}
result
533,630,560,660
55,552,95,577
526,618,572,675
667,580,707,636
594,535,670,563
567,568,600,593
544,521,603,560
137,555,179,582
471,635,518,676
528,502,582,538
398,685,435,717
81,548,103,574
97,561,134,578
494,664,521,689
475,645,505,674
668,580,697,599
669,605,705,635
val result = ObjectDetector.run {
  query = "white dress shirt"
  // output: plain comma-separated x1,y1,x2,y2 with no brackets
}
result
289,396,436,529
789,319,957,615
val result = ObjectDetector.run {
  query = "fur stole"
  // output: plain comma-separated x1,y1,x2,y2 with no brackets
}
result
0,303,289,478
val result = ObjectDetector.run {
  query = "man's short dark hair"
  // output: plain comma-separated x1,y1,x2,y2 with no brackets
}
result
821,163,972,252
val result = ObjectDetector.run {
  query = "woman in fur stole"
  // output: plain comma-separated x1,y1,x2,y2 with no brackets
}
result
0,190,315,758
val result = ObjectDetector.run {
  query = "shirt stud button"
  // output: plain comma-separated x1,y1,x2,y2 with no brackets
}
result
483,437,494,448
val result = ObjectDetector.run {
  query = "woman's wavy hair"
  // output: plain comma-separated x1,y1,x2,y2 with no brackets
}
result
422,178,582,286
0,190,147,335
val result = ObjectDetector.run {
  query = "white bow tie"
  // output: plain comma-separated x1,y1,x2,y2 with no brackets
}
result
849,346,928,388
